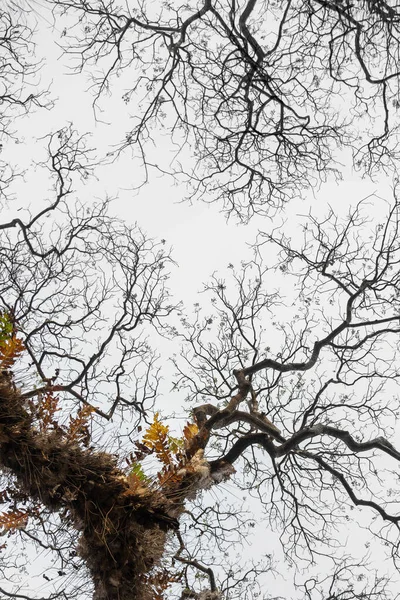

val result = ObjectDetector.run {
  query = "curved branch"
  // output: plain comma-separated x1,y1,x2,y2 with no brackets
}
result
174,531,218,593
243,282,368,377
303,451,400,524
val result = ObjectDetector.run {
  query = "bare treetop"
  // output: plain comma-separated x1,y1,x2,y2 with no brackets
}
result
47,0,400,218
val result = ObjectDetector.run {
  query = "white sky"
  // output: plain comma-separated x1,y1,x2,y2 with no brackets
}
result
2,1,400,599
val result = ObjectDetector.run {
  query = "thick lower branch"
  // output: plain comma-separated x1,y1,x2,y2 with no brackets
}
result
209,433,277,472
208,422,400,524
275,424,400,460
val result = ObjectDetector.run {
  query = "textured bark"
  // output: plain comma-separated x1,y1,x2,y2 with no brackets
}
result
0,371,228,599
0,374,178,600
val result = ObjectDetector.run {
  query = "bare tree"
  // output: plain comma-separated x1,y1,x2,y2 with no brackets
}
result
166,196,400,596
41,0,400,219
1,2,400,600
2,141,400,600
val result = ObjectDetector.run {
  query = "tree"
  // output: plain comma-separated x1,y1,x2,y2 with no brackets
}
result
46,0,400,219
2,2,400,600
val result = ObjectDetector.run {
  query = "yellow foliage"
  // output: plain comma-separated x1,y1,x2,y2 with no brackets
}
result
0,311,25,369
142,413,174,466
0,334,25,369
137,415,203,491
183,422,198,442
0,312,13,341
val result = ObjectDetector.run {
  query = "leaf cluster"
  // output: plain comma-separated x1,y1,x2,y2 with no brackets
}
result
126,413,200,491
0,312,24,369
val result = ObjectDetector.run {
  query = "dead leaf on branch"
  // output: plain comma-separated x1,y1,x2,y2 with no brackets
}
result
0,508,35,533
0,335,25,369
0,312,25,369
34,390,60,432
66,404,95,447
183,422,199,444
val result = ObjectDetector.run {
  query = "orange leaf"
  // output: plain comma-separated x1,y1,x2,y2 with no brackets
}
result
183,422,198,442
67,405,95,447
35,390,60,432
0,335,25,369
0,509,29,532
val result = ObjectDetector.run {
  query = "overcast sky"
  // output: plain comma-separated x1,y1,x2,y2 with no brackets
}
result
2,2,400,599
